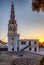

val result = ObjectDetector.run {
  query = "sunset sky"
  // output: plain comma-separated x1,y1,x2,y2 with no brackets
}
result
0,0,44,42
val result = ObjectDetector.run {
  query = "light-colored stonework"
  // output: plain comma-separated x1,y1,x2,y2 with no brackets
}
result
0,51,44,65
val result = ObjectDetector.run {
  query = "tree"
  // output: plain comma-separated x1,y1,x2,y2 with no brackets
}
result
32,0,44,12
39,57,44,65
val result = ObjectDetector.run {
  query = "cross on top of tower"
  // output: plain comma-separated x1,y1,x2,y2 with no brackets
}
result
12,0,14,5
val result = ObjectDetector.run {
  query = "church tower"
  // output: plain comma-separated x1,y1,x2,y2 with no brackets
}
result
8,1,19,51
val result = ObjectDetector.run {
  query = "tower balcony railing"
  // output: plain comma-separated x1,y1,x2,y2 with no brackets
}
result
8,32,17,36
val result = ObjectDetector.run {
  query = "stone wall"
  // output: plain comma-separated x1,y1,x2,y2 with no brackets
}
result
11,58,39,65
0,51,44,65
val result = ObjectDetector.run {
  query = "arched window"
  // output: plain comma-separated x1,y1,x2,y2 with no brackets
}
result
21,41,26,45
34,47,37,52
11,44,14,51
29,47,31,51
34,41,36,45
29,41,31,46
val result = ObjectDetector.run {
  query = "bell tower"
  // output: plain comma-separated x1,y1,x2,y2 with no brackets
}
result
8,1,19,51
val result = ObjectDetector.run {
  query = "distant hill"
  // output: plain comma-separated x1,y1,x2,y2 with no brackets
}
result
0,40,7,44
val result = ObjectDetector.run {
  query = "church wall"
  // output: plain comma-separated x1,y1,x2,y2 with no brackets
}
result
18,40,39,52
19,40,29,50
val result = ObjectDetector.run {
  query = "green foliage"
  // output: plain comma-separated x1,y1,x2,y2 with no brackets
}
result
39,57,44,65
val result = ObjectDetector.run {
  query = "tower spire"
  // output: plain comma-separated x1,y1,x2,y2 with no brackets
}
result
8,0,20,52
8,0,17,34
10,0,15,20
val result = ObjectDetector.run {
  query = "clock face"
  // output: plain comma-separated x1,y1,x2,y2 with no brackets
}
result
11,37,14,42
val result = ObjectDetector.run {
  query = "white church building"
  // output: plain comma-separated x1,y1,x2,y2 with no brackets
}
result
8,1,39,52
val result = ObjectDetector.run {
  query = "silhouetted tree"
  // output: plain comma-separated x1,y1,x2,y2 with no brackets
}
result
32,0,44,12
39,57,44,65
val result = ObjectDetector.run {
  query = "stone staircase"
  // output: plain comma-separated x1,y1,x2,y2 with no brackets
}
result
20,45,29,51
